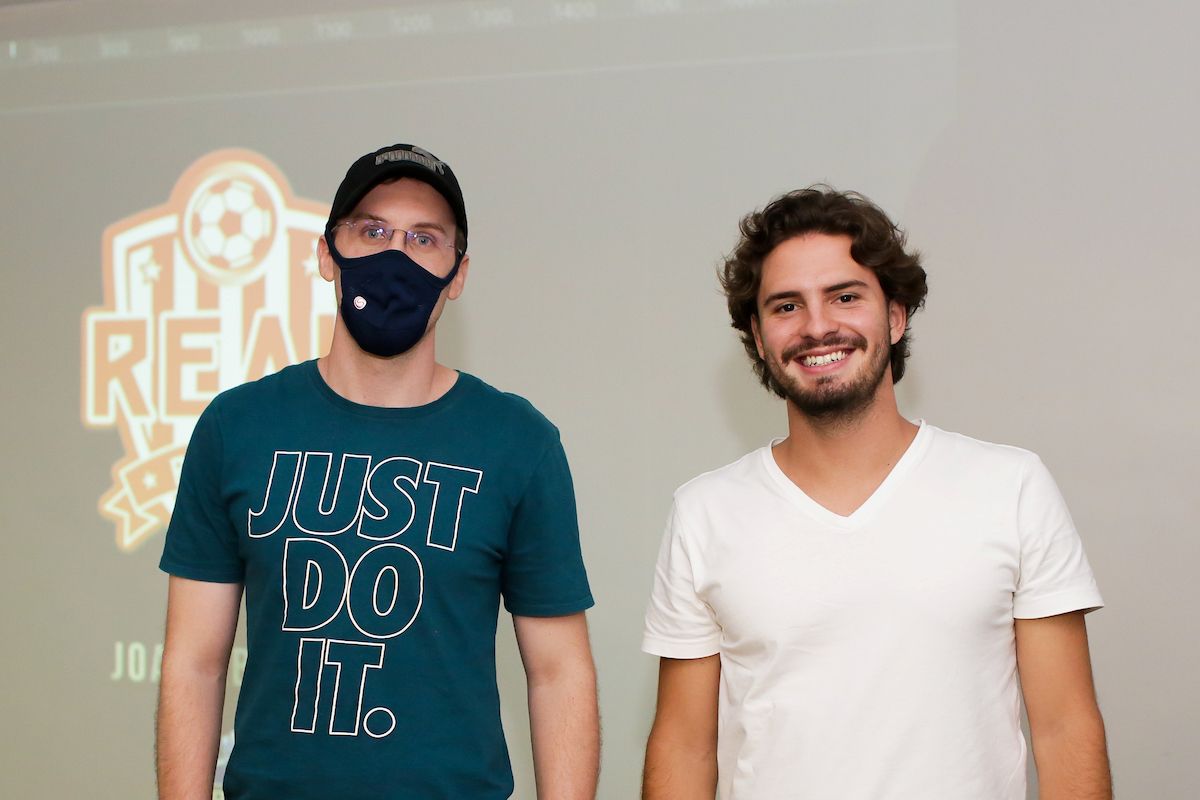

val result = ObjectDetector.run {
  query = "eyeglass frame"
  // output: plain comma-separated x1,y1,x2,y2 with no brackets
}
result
329,218,464,262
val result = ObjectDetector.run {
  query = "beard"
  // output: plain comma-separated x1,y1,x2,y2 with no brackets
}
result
764,332,891,422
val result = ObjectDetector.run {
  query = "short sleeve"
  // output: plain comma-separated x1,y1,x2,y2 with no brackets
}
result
641,502,721,658
1012,455,1103,618
159,401,243,583
501,437,593,617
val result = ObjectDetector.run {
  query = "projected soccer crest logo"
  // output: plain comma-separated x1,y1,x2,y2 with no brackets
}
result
185,174,277,282
81,149,336,551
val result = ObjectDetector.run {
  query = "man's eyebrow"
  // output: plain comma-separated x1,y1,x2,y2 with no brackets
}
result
408,221,449,234
345,212,449,234
761,290,803,306
825,280,869,293
344,211,385,223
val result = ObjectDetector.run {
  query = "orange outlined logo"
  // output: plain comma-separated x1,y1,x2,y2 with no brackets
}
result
81,149,336,552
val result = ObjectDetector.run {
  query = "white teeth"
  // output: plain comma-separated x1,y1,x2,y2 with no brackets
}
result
801,350,847,367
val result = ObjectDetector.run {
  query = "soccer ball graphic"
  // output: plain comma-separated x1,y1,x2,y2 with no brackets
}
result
183,169,278,283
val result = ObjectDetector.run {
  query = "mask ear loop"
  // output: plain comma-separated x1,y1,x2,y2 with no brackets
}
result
325,226,348,265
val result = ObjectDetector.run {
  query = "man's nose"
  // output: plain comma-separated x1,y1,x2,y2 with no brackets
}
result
387,230,410,253
798,303,839,341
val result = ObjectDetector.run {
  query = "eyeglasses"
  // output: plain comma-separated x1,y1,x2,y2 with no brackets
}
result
332,219,460,266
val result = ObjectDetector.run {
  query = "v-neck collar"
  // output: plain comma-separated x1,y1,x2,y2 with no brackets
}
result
759,420,932,530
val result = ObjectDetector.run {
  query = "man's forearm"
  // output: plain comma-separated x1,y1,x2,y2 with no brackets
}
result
156,663,228,799
527,666,600,799
641,729,717,800
1031,712,1112,800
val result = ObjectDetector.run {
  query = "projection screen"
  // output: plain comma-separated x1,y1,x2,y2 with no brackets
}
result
2,0,1197,797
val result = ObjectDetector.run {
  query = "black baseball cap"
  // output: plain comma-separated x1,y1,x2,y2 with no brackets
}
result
326,143,468,249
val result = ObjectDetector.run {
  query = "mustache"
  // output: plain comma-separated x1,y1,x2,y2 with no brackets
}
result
781,334,867,363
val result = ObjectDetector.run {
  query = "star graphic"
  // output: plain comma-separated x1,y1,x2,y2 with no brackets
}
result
303,251,319,276
142,259,163,282
142,472,158,490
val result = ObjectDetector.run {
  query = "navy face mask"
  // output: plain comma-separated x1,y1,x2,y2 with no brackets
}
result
327,236,461,357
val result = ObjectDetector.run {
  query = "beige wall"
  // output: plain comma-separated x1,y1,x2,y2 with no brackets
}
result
1,1,1196,797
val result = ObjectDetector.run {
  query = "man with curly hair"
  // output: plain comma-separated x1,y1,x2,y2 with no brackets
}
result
642,187,1110,799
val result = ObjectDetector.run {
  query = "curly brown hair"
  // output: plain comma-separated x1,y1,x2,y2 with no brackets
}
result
720,185,928,395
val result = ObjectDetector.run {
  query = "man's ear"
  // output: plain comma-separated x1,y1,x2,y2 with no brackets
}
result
888,300,907,345
447,253,470,301
751,314,765,359
317,235,336,283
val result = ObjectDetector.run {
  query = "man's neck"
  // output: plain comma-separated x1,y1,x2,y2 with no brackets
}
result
773,387,918,515
318,326,457,408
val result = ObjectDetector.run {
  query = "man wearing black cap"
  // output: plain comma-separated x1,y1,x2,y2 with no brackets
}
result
156,144,599,799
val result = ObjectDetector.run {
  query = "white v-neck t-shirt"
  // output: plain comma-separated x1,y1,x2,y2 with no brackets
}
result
642,422,1103,800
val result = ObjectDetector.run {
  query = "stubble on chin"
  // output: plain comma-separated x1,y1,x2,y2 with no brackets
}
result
767,336,890,424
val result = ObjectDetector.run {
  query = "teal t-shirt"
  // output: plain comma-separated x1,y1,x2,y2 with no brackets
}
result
160,361,593,799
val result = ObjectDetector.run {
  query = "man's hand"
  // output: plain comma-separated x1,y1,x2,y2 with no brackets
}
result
156,576,242,800
642,655,720,800
513,612,599,800
1016,611,1111,800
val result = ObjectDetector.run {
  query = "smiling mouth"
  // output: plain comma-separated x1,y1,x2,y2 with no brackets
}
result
799,350,849,367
